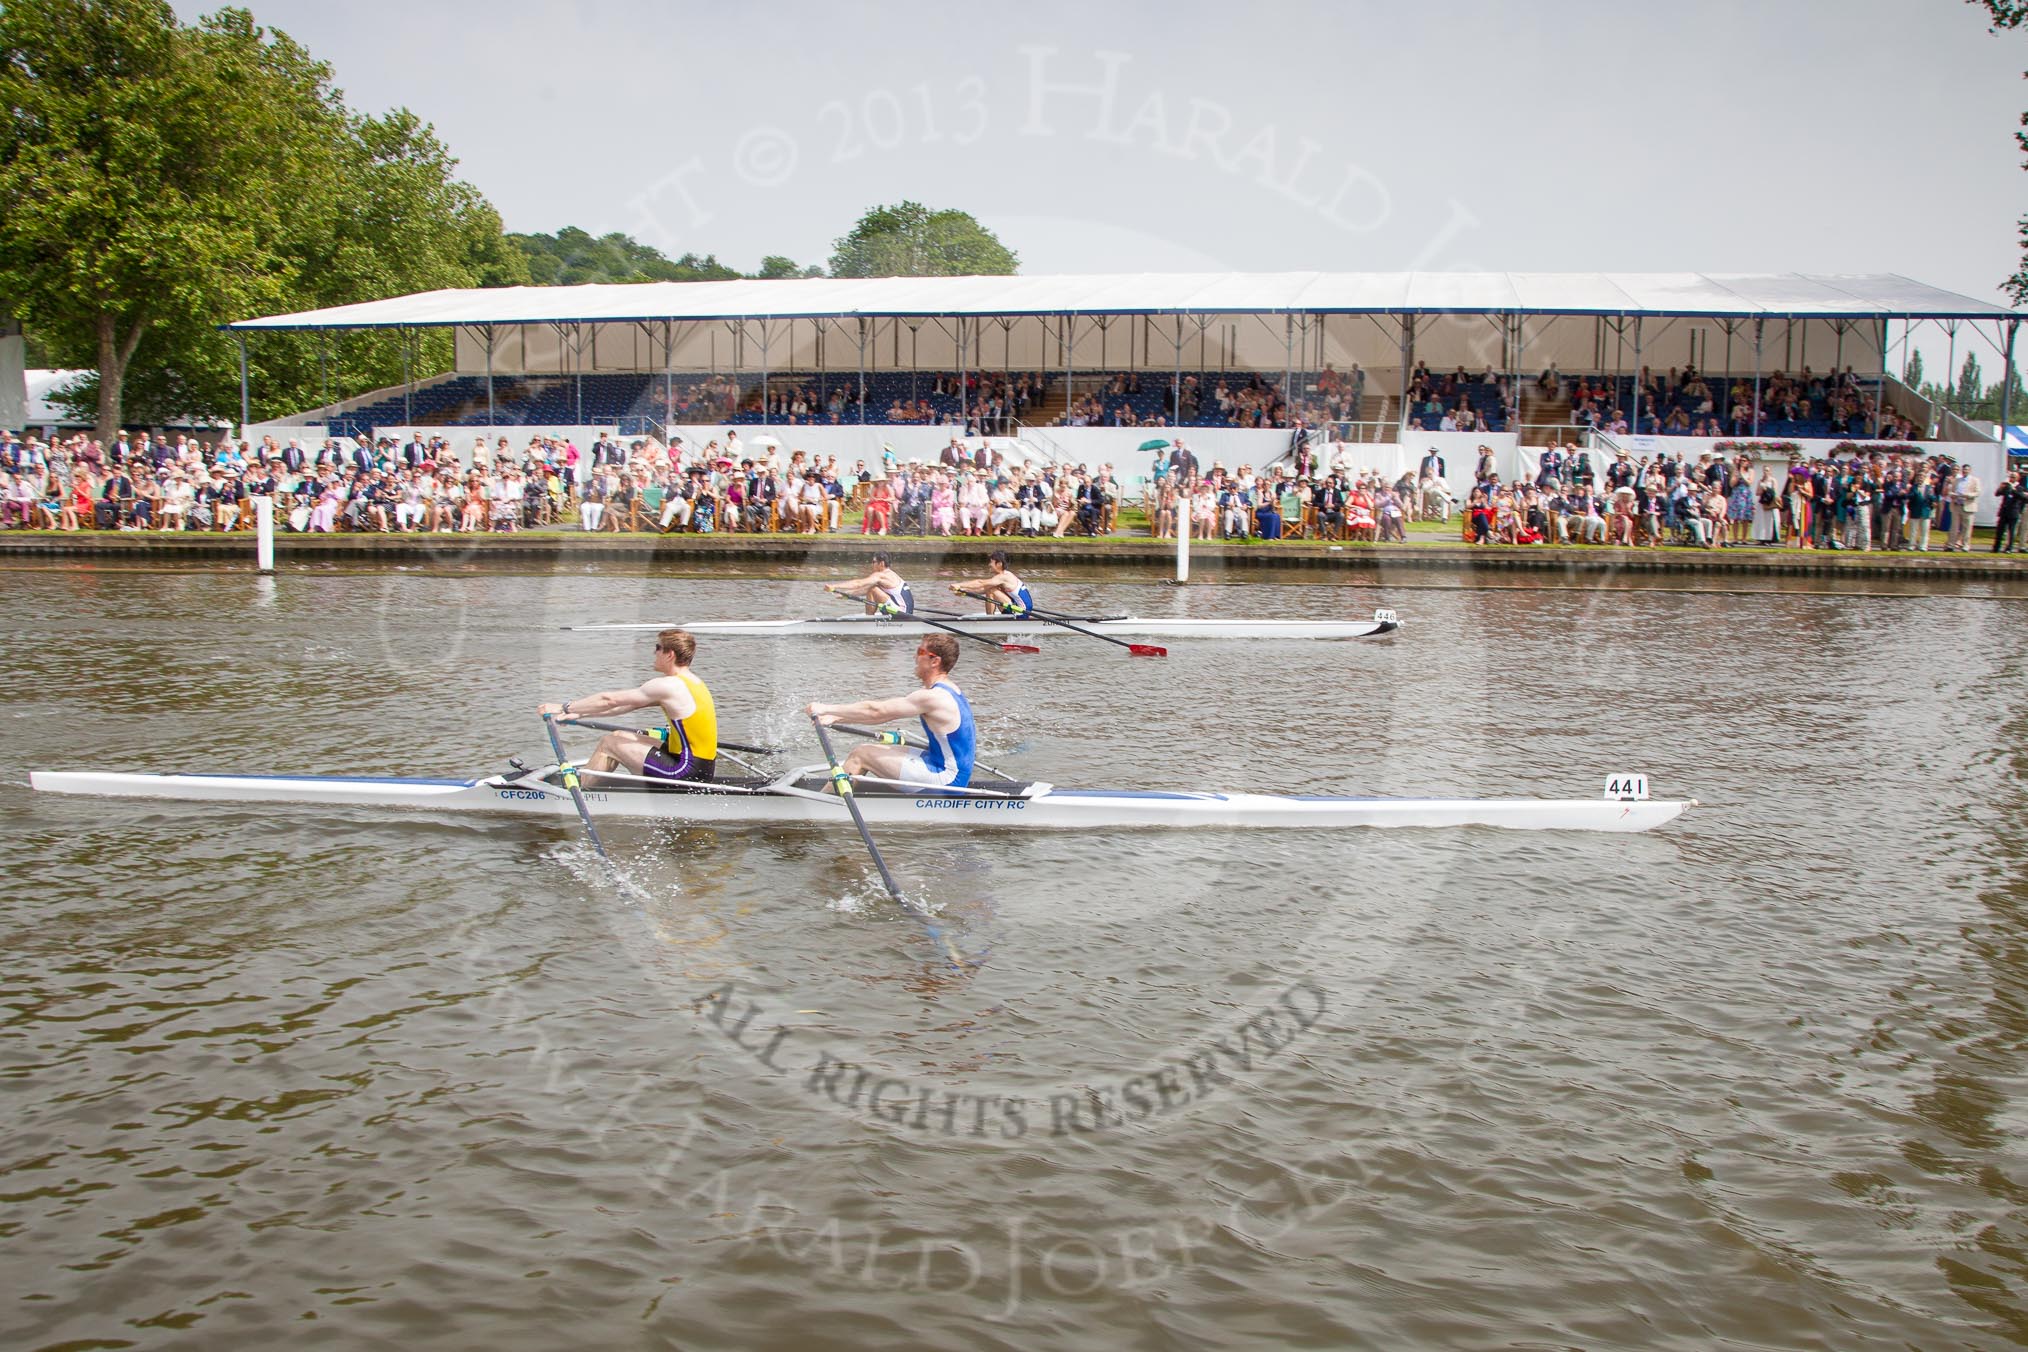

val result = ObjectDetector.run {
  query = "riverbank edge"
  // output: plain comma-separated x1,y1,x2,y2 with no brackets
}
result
4,530,2026,579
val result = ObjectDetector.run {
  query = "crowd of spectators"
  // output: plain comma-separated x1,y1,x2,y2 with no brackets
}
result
1456,440,2019,552
1537,363,1920,441
1138,438,1426,543
0,428,1125,540
3,426,2018,553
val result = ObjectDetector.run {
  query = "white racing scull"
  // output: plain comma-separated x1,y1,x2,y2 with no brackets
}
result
28,764,1691,833
564,609,1401,641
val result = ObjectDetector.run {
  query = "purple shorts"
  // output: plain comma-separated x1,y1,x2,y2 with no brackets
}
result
642,746,715,782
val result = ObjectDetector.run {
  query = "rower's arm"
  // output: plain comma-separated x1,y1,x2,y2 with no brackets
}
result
540,677,686,720
808,691,930,726
827,573,873,596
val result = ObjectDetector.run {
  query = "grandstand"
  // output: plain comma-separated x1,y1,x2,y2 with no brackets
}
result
231,271,2018,463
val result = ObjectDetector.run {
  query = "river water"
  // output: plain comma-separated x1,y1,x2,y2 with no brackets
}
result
3,559,2025,1349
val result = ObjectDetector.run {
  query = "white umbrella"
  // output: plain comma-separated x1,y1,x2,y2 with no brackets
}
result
748,434,783,449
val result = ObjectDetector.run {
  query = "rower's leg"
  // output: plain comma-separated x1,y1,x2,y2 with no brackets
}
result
866,584,892,613
586,731,655,774
841,743,909,780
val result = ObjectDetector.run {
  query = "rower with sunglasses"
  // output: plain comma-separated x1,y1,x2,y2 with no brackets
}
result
537,627,717,781
807,633,975,789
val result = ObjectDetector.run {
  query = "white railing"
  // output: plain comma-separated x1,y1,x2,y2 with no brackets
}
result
1322,419,1399,444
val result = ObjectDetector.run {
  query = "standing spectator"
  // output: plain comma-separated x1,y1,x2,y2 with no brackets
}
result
1995,470,2026,554
1843,474,1873,552
1946,465,1982,551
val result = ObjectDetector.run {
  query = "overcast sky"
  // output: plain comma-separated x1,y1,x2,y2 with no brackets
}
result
182,0,2026,330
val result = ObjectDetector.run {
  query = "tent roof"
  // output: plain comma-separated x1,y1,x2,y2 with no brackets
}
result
224,271,2017,332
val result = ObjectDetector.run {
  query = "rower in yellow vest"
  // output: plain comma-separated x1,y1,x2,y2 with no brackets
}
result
537,627,718,781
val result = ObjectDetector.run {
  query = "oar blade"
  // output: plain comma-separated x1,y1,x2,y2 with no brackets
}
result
809,712,965,972
1000,641,1042,654
1127,643,1168,658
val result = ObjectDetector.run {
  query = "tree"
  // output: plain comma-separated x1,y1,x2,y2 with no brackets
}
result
1969,1,2028,302
1957,351,1986,413
0,0,523,435
1903,349,1924,389
755,255,823,280
509,229,743,285
828,201,1017,278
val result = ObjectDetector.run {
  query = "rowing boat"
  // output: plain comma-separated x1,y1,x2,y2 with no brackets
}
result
565,609,1401,641
28,765,1690,832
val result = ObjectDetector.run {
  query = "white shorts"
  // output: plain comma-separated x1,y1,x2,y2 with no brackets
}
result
895,752,958,787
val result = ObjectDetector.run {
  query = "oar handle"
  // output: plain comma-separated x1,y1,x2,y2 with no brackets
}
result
831,722,924,750
558,715,778,757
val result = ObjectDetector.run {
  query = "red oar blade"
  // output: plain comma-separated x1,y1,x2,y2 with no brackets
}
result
1000,641,1042,654
1127,643,1168,658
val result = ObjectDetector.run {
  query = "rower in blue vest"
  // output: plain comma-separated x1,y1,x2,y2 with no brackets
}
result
824,551,914,615
807,633,975,789
951,549,1033,615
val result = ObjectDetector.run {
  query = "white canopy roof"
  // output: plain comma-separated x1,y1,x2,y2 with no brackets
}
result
226,271,2015,331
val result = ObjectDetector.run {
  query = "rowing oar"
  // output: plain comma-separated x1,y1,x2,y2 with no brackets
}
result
541,712,611,860
809,713,964,971
557,715,779,757
541,712,658,905
828,590,1037,655
828,722,1019,780
1022,605,1166,657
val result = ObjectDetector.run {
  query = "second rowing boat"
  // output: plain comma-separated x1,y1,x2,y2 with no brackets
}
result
565,608,1402,641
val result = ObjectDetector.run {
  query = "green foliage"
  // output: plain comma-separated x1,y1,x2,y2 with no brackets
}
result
1903,348,1923,389
1971,0,2028,30
1958,352,1985,408
755,254,823,280
828,201,1017,279
1968,1,2028,302
509,228,743,286
0,0,522,433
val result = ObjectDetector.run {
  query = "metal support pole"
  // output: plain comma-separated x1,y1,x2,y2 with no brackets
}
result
403,329,412,425
1752,318,1764,437
1946,322,1958,418
484,324,495,426
2001,317,2019,437
1398,314,1414,434
1173,316,1183,425
760,318,770,423
857,319,866,424
1063,314,1073,428
1283,312,1294,426
1630,316,1642,435
1877,317,1890,438
237,334,250,432
663,320,673,430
